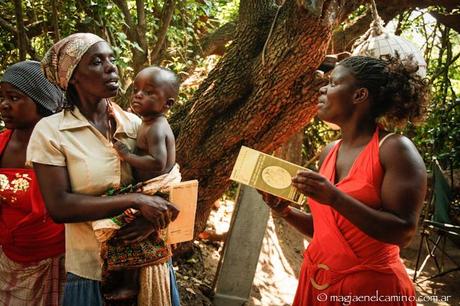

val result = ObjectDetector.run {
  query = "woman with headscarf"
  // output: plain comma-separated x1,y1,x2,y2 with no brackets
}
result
26,33,180,306
0,60,65,306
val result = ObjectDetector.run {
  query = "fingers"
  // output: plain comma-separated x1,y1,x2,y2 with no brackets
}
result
118,231,144,244
167,203,180,221
291,170,327,197
123,232,150,244
116,217,156,244
292,181,317,196
158,214,167,229
144,212,166,229
266,197,282,209
258,191,283,208
148,206,170,229
137,195,179,229
293,170,323,181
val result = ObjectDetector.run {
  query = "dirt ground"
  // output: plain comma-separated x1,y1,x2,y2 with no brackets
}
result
174,199,460,305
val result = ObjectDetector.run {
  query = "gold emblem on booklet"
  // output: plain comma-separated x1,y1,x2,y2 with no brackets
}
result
230,146,307,204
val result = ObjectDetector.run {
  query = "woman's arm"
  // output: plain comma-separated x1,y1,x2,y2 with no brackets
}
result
33,163,178,228
280,206,314,238
292,136,426,247
260,194,314,237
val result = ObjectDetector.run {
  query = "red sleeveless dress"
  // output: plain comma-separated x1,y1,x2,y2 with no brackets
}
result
293,128,416,305
0,129,64,263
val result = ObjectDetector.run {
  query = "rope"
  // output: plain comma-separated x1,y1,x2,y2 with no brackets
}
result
351,0,385,51
262,0,286,66
369,0,384,36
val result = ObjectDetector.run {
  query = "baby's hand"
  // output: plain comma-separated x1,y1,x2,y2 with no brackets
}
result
113,141,130,159
107,104,116,119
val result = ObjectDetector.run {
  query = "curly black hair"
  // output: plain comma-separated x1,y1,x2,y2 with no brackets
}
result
338,54,429,127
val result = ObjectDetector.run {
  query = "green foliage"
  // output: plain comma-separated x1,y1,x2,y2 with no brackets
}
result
398,14,460,170
1,1,458,174
0,0,234,82
303,118,340,170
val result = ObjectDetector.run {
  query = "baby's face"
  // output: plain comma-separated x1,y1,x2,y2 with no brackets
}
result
131,71,168,117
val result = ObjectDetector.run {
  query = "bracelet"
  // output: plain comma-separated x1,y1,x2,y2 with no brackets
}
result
272,206,292,218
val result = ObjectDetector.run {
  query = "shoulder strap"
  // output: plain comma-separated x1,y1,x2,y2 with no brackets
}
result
0,129,13,155
378,133,396,148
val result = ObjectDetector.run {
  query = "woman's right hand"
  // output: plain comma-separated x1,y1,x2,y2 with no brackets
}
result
258,191,290,215
132,194,180,230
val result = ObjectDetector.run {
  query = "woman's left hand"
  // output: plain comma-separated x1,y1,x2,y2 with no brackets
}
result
292,170,340,206
115,216,157,244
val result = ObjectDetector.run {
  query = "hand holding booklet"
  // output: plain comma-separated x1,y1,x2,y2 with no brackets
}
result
230,146,307,204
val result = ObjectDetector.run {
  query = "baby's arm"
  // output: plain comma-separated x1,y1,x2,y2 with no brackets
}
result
114,122,167,173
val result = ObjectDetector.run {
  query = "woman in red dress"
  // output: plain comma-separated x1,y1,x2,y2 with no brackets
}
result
264,55,429,305
0,61,65,306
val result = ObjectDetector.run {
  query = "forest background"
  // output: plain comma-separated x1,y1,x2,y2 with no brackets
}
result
1,0,459,240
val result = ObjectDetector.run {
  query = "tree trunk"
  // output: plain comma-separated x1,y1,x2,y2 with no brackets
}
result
50,0,60,42
113,0,147,73
275,130,304,165
134,0,148,72
13,0,27,60
171,0,365,235
150,0,176,64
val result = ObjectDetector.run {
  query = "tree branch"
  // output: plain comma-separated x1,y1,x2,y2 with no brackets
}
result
136,0,145,28
135,0,148,61
113,0,135,30
332,0,459,53
0,16,17,34
114,0,147,72
430,11,460,33
201,21,237,56
150,0,176,64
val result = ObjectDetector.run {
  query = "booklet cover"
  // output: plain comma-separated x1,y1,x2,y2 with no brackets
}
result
167,180,198,244
230,146,307,204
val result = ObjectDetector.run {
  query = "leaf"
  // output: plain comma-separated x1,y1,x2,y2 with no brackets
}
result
131,41,144,52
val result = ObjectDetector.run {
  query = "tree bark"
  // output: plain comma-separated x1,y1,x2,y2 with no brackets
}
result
50,0,60,42
13,0,28,60
201,21,237,57
169,0,460,238
275,130,304,165
172,0,364,235
135,0,148,69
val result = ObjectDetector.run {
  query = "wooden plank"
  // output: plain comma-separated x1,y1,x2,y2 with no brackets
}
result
212,185,270,306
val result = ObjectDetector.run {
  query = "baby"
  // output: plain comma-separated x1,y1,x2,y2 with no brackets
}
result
93,66,181,301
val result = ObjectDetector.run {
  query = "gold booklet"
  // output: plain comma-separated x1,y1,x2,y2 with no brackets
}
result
167,180,198,244
230,146,307,204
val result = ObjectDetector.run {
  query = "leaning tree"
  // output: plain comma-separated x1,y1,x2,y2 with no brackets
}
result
1,0,457,235
170,0,460,235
